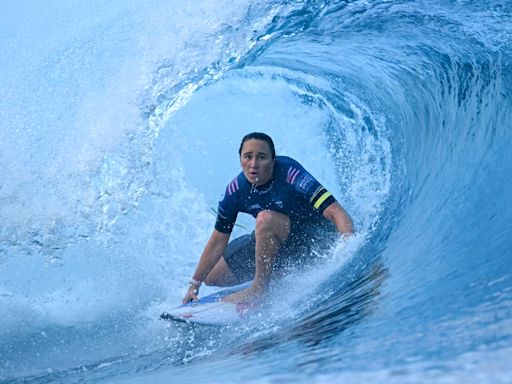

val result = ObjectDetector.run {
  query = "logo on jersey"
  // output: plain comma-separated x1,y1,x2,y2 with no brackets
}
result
298,175,315,192
227,177,239,196
286,167,300,185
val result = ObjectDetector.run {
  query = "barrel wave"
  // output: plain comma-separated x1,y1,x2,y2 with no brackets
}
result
1,1,511,383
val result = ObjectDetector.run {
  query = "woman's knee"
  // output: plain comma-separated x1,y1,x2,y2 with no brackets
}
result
204,258,240,287
255,210,290,239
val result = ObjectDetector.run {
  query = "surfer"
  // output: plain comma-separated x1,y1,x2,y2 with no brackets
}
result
182,132,354,304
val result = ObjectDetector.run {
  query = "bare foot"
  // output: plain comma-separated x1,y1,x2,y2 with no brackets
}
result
223,286,265,304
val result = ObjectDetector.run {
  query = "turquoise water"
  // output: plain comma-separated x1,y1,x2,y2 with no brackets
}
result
1,1,511,383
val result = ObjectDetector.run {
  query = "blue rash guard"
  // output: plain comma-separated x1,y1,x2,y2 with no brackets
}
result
215,156,337,234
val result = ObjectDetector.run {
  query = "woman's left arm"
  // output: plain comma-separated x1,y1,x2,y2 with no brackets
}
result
323,201,354,237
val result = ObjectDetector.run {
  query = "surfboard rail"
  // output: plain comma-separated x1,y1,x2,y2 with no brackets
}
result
161,282,257,326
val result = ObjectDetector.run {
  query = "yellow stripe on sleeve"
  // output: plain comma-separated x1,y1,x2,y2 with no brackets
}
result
313,191,332,210
309,186,324,204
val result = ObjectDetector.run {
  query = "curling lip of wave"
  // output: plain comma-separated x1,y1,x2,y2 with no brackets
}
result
1,0,511,383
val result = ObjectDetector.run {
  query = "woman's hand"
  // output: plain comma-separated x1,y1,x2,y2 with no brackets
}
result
182,284,200,304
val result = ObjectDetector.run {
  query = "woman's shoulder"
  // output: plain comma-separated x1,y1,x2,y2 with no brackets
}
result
275,155,302,168
224,172,249,192
275,156,304,177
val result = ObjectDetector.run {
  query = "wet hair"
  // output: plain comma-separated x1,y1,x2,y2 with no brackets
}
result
238,132,276,159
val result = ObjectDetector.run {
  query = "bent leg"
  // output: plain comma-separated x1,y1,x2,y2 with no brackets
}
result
205,233,256,286
204,257,241,287
253,210,290,292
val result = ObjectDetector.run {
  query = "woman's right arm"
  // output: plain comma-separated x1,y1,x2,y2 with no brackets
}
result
182,229,230,303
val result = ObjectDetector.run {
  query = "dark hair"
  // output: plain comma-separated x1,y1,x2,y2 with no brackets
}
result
238,132,276,159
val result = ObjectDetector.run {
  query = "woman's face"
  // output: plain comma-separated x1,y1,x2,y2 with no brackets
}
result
240,139,275,186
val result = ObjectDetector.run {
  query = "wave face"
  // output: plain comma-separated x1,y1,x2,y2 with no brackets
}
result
1,0,511,383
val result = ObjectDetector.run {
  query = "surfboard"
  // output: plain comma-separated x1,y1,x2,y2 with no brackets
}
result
160,282,259,326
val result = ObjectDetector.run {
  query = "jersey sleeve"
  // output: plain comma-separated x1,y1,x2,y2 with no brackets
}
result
214,178,239,233
285,159,336,213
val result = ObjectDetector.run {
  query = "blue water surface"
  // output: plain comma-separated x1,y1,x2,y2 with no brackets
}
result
1,1,511,383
